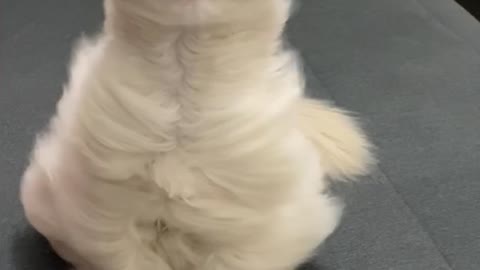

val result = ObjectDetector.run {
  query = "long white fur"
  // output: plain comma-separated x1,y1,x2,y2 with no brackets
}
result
20,1,373,270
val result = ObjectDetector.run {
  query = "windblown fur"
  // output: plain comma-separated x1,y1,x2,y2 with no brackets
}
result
21,1,373,270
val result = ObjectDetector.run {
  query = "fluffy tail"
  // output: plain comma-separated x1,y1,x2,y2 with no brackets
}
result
298,98,374,180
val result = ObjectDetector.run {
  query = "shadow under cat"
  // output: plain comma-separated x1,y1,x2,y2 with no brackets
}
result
10,224,70,270
10,225,330,270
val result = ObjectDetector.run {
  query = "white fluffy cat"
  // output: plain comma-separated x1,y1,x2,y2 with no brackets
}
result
21,1,373,270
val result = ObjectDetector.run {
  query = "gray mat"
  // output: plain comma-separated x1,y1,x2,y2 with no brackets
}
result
1,0,479,269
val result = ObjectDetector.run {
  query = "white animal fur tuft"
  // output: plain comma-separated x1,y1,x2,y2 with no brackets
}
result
298,98,375,180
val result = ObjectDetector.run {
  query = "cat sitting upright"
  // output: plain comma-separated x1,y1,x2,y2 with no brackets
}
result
21,1,373,270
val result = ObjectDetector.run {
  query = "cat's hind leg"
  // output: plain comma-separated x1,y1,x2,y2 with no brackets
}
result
21,162,87,267
21,162,61,240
